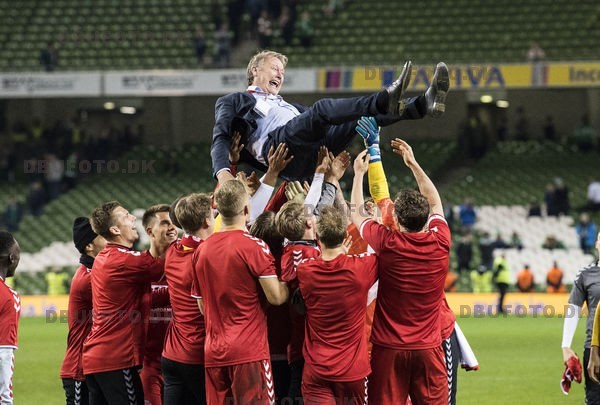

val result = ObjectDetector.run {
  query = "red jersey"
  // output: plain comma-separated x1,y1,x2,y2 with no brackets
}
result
163,235,206,365
297,253,377,381
280,241,320,363
60,263,93,380
192,230,278,367
143,281,171,368
0,278,20,348
82,244,164,374
440,298,456,340
359,215,451,350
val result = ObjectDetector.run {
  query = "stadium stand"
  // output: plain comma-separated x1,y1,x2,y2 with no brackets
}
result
1,0,599,71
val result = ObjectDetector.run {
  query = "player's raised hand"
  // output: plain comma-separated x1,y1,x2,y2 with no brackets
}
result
229,131,244,165
327,150,351,181
267,143,294,174
353,150,369,175
356,116,380,147
391,138,417,168
315,146,331,174
285,181,306,203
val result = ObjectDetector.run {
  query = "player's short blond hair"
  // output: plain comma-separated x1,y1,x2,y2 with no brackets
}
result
317,206,346,248
275,201,310,241
215,180,247,222
247,50,288,86
175,193,212,234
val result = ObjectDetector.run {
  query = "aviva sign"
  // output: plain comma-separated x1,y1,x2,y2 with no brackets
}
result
318,62,600,91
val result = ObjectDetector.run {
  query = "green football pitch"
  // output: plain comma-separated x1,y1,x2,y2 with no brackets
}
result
13,315,588,404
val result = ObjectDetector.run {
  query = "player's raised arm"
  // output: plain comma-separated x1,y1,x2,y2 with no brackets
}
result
391,138,443,217
350,150,370,228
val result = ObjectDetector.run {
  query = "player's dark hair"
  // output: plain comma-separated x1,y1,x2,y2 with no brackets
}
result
142,204,171,229
250,211,284,257
393,189,429,232
90,201,121,239
0,231,16,256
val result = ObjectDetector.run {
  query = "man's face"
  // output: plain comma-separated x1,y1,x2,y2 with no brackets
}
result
88,235,107,258
112,206,139,245
252,56,285,95
148,212,178,250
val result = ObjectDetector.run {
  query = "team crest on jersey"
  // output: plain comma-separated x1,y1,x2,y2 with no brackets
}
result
243,234,271,255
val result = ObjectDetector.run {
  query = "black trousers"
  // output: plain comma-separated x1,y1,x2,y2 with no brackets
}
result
442,329,461,405
263,94,425,181
161,356,206,405
62,378,90,405
86,367,144,405
584,348,600,405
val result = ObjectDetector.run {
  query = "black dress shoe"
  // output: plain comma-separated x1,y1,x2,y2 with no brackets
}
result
386,60,412,115
426,62,449,117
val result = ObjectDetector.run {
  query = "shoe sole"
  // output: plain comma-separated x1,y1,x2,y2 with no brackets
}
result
430,63,449,118
389,61,413,115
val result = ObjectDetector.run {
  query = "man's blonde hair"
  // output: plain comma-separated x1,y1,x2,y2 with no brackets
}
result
317,206,346,248
175,193,212,233
275,201,309,241
247,50,288,86
215,180,247,221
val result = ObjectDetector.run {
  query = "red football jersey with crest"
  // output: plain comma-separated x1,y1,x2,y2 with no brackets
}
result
163,235,205,364
82,244,164,374
192,230,277,367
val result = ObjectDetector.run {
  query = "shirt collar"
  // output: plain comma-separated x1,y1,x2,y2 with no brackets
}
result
246,86,283,101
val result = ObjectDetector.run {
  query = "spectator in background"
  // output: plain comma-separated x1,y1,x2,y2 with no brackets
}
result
455,229,473,274
193,27,207,68
542,234,566,250
587,178,600,213
458,197,476,230
544,183,558,217
279,6,296,46
470,265,493,293
478,231,495,270
576,213,598,254
214,23,233,68
543,115,557,142
2,196,23,233
493,253,511,313
46,266,69,295
26,180,46,217
573,114,598,152
40,41,59,72
45,153,64,201
554,177,570,216
492,231,510,249
516,265,535,292
510,231,524,251
546,261,566,293
528,198,542,217
514,106,529,141
298,10,314,48
527,41,546,62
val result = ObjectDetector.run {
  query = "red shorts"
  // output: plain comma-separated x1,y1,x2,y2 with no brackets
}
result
369,345,447,405
302,365,368,405
140,360,163,405
205,359,275,404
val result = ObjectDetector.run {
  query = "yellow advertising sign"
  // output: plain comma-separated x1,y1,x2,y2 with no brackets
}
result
547,62,600,87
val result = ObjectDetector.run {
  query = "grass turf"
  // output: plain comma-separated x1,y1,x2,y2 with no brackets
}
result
13,314,588,404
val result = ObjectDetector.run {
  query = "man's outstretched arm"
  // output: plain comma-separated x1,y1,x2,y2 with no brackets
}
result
391,138,443,217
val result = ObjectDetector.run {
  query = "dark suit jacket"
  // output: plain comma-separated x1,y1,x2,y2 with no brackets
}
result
210,91,307,178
